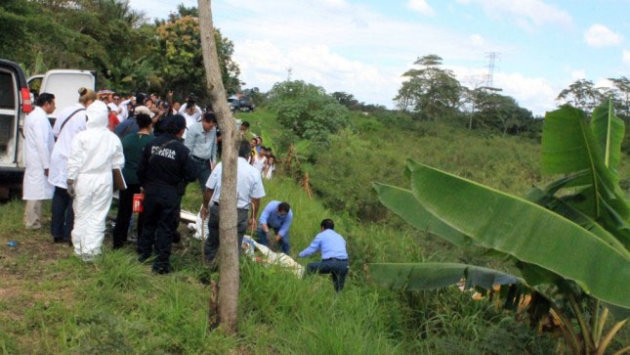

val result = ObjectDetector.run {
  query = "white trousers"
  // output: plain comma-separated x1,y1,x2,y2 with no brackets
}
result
24,200,42,229
71,174,113,260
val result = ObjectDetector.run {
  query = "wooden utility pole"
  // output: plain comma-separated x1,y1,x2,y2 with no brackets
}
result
198,0,240,334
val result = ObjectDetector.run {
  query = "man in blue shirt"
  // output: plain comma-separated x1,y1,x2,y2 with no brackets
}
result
185,112,218,191
298,219,349,292
257,201,293,254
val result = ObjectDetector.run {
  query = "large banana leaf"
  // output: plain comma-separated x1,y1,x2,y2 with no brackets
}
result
373,183,470,247
541,105,630,220
591,100,624,181
369,262,519,291
403,162,630,310
526,187,630,257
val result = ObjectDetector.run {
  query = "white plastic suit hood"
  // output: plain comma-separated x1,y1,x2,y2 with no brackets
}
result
86,101,109,129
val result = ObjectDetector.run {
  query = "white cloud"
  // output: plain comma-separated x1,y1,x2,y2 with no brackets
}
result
321,0,349,9
234,40,400,107
458,0,572,29
594,78,614,90
407,0,435,16
571,69,586,80
470,34,484,45
584,24,623,47
622,49,630,63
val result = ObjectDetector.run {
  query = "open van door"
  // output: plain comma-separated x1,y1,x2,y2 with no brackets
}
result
0,59,31,198
28,69,96,122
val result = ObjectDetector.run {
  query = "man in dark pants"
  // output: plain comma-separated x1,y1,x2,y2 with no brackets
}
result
137,114,197,274
201,141,265,268
112,113,153,249
50,188,74,244
298,219,349,292
256,200,293,254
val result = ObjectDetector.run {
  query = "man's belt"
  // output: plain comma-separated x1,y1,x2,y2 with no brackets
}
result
192,155,210,162
213,202,249,210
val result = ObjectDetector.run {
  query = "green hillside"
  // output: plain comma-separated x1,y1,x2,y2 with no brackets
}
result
2,107,630,353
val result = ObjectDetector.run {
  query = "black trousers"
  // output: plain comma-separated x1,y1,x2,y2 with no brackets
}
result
50,186,74,242
113,184,144,249
138,185,181,272
306,259,349,292
204,203,249,264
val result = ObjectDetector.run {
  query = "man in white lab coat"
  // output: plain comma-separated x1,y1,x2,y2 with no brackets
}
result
48,88,96,243
22,93,56,230
67,100,124,261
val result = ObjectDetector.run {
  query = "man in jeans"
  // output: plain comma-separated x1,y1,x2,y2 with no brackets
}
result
298,219,349,292
184,112,218,191
256,201,293,254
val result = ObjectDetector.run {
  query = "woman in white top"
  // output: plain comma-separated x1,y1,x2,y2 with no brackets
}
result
263,154,275,180
252,147,267,173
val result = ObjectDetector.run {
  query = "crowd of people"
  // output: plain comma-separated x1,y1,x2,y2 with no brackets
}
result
21,88,349,290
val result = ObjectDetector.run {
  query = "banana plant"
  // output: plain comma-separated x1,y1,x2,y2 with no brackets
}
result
371,101,630,354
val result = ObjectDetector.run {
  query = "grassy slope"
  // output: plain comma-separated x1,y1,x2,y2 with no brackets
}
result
2,108,628,353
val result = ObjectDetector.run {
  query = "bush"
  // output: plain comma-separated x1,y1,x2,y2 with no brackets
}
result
267,80,350,143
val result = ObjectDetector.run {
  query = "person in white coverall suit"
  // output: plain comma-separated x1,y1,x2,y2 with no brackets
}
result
67,100,124,261
22,93,56,229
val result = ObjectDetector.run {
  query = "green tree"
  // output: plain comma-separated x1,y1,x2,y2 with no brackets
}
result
155,8,240,100
331,91,359,109
395,54,462,121
267,80,349,143
608,76,630,120
473,91,533,135
556,79,605,114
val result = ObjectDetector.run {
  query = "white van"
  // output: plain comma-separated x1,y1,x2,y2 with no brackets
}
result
28,69,96,121
0,63,95,198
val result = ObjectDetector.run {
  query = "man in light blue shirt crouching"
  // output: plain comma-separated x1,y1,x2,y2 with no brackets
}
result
299,219,349,292
257,200,293,254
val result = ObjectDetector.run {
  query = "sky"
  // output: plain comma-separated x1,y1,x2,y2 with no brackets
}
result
129,0,630,116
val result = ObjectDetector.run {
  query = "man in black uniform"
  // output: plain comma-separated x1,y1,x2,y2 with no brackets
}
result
137,114,197,274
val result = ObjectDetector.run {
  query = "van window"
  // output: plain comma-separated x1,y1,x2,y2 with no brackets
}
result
0,71,16,110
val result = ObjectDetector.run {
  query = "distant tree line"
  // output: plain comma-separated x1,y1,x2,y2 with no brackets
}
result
0,1,241,101
393,54,630,135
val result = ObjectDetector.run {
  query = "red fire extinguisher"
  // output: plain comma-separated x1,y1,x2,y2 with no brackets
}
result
132,193,144,213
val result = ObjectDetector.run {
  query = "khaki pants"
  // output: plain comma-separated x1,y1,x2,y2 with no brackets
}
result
24,200,43,229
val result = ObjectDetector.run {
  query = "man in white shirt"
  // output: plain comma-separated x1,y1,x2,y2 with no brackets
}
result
201,141,266,266
49,88,96,243
178,97,202,139
22,93,55,230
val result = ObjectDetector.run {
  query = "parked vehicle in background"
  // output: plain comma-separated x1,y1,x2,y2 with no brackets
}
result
28,69,96,122
0,59,32,198
228,94,255,112
0,63,96,199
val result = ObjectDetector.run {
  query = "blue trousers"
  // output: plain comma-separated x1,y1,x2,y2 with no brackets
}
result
306,259,349,292
256,226,290,254
51,186,74,242
192,157,211,192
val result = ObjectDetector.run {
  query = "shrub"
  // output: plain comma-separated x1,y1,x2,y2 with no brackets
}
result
267,80,350,143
